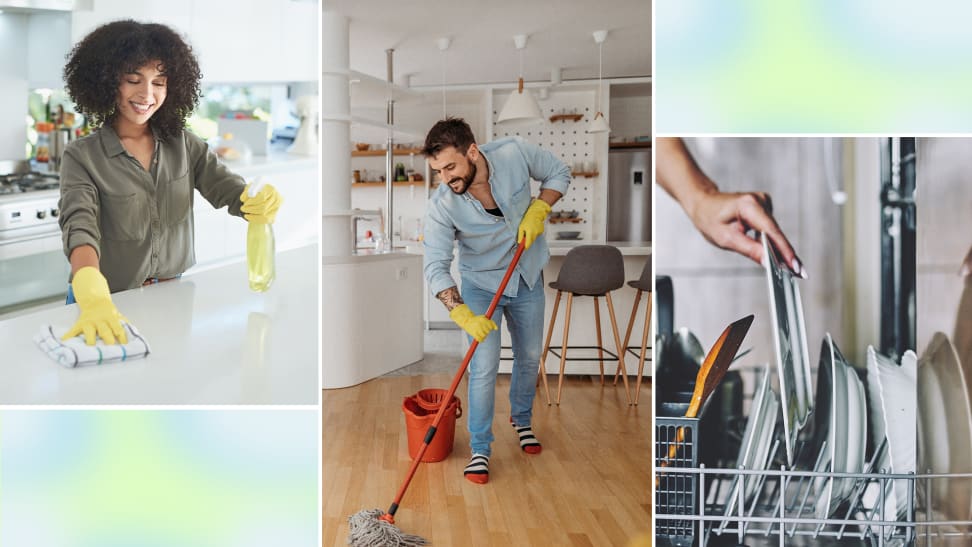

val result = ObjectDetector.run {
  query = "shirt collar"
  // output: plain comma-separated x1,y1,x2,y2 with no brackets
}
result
99,123,162,158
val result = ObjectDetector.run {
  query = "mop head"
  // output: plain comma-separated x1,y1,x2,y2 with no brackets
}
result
347,509,428,546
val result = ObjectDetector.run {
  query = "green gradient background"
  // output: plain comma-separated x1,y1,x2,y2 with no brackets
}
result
656,1,972,132
0,410,317,546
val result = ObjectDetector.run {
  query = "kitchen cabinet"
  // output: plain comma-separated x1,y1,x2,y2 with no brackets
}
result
71,0,193,43
188,152,317,272
72,0,317,83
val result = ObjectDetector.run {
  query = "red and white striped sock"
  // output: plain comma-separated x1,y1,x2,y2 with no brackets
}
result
464,453,489,484
511,418,542,454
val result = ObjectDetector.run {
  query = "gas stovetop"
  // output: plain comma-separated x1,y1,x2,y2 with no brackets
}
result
0,172,59,196
0,173,61,240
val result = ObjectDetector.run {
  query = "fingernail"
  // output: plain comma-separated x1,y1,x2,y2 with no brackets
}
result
791,258,802,276
961,263,971,277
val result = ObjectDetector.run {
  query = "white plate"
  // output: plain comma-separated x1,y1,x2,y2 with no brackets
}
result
763,233,813,467
918,332,972,522
722,363,779,525
866,346,917,521
841,358,867,502
814,334,865,519
815,333,848,519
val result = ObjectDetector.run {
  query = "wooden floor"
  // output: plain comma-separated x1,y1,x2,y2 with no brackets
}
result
323,374,651,547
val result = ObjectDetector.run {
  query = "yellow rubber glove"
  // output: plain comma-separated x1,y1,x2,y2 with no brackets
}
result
517,199,552,249
449,304,497,343
240,183,283,224
62,267,129,346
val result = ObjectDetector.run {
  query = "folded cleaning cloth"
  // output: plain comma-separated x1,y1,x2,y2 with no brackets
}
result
33,323,151,368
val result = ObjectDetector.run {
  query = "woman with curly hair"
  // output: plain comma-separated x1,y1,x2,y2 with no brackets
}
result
58,20,282,346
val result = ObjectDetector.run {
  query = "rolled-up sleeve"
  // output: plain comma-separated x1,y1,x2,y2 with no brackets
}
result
186,132,246,218
519,138,571,196
58,147,102,259
423,199,458,296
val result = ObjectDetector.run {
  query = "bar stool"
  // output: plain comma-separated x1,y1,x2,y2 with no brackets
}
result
538,245,631,405
614,257,651,405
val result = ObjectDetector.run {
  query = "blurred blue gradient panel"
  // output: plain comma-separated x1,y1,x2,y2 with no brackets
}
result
656,0,972,132
1,410,318,547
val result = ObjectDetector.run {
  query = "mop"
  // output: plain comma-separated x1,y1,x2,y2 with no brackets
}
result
347,241,527,547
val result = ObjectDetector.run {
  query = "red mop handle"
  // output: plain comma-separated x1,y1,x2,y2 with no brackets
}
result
383,241,527,520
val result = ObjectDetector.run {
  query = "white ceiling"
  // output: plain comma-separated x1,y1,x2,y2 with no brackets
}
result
324,0,651,88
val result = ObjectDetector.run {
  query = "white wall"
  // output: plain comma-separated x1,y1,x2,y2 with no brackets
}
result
608,95,651,140
27,12,73,88
0,14,29,159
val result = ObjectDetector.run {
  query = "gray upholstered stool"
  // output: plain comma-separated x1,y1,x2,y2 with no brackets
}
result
614,256,651,405
539,245,632,405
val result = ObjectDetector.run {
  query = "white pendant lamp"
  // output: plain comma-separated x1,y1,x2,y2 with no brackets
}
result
587,30,611,134
497,34,543,126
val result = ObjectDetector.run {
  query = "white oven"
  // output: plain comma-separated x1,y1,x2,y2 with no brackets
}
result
0,189,70,315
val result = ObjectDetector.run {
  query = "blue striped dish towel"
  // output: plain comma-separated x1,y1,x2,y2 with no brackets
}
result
34,323,151,368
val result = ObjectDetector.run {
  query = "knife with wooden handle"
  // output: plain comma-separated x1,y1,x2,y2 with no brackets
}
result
657,314,755,470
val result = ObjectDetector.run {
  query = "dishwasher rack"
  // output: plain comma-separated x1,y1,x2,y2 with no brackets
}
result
656,414,972,546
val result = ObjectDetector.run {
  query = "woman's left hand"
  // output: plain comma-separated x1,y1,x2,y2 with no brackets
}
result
240,183,283,224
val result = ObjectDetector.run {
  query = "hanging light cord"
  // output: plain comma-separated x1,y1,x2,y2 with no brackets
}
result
597,40,603,112
440,48,447,118
519,47,525,89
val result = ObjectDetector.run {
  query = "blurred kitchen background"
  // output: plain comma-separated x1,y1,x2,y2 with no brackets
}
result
655,137,917,391
917,138,972,364
0,0,319,318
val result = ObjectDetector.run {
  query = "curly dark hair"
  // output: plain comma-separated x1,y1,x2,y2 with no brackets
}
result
422,117,477,158
64,20,202,141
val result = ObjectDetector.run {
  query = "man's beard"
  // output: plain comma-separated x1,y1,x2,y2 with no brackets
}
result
448,162,477,195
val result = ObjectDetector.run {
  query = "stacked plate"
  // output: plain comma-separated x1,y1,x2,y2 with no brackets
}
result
918,332,972,524
762,233,813,467
866,346,917,522
814,333,867,520
721,362,779,527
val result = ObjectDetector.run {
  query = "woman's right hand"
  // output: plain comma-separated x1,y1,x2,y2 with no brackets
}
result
63,267,129,345
688,189,805,278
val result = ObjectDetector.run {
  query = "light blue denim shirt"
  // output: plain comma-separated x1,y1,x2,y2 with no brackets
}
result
423,136,571,298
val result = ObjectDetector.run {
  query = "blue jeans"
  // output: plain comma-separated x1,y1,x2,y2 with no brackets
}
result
461,274,544,457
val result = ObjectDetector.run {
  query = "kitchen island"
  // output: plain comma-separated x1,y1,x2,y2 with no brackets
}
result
0,244,319,405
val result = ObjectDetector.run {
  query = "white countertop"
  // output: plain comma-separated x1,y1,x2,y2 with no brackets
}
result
400,240,651,257
216,149,318,178
548,240,652,256
0,245,319,405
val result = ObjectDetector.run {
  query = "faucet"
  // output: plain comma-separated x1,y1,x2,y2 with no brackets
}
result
350,209,381,251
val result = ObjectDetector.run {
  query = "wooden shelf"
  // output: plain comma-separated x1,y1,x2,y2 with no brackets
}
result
549,217,583,224
353,180,425,187
571,171,599,178
609,142,651,149
351,148,423,157
549,113,584,123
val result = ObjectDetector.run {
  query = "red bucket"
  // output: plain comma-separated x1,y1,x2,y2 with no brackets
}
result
402,388,462,462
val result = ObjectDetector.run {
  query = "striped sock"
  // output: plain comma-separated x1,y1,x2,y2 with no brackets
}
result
464,454,489,484
511,418,542,454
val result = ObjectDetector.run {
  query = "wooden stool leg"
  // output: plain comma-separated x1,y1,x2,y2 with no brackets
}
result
605,292,632,405
635,292,652,405
616,289,643,384
537,291,561,405
556,293,574,405
594,296,604,384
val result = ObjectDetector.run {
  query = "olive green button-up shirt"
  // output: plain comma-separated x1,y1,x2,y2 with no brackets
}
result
58,126,246,293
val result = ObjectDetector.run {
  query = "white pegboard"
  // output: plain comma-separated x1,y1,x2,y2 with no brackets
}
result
491,88,598,242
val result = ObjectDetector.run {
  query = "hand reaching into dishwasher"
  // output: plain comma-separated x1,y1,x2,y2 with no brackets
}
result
656,137,806,278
